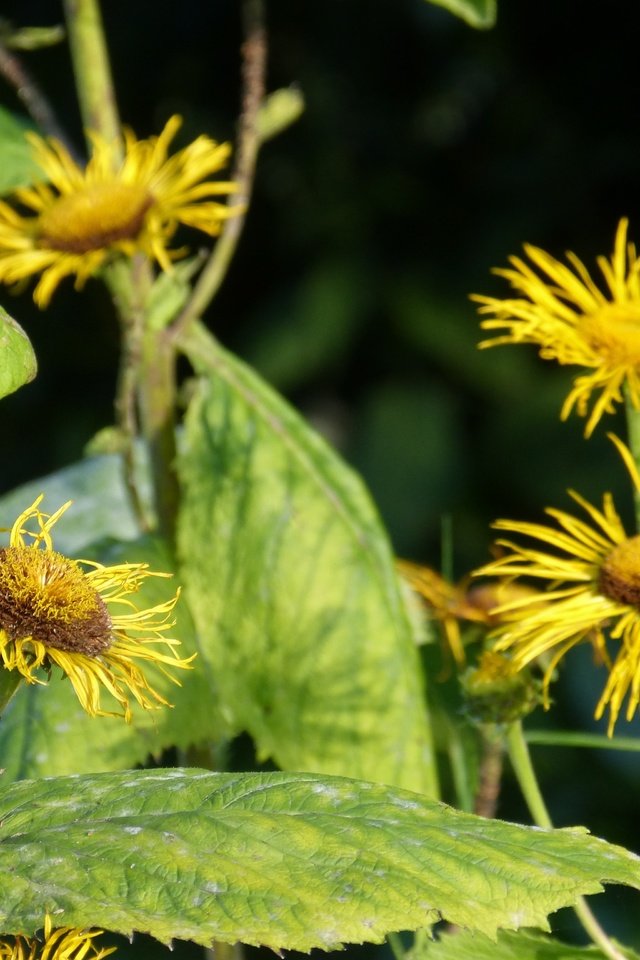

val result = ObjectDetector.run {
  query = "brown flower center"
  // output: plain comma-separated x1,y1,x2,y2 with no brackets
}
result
37,183,153,253
0,546,112,654
581,303,640,366
599,535,640,606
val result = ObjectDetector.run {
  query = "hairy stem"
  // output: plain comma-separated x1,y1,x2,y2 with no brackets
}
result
139,324,179,543
108,257,179,542
63,0,122,156
168,0,266,343
506,721,629,960
107,259,151,531
474,726,504,819
0,39,69,143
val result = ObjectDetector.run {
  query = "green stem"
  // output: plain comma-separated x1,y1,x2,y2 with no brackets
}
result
526,730,640,751
107,259,151,532
507,722,629,960
0,669,22,716
624,383,640,531
447,722,475,813
106,256,179,542
63,0,122,155
139,323,179,544
506,720,552,827
387,933,407,960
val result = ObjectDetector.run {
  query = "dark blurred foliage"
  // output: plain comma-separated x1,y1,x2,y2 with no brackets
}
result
2,0,640,951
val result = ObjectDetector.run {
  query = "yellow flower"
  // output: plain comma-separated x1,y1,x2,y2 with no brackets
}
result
0,916,114,960
0,495,193,721
0,115,238,307
475,436,640,734
474,219,640,437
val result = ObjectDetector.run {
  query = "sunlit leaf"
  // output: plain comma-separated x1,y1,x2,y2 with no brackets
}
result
177,323,436,794
1,769,638,949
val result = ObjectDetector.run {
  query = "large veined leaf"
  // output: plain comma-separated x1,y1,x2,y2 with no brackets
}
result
0,308,37,399
409,928,640,960
0,462,222,779
177,323,436,794
0,769,638,950
425,0,496,28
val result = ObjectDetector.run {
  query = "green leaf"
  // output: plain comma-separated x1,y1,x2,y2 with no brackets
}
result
0,307,37,399
409,928,640,960
0,769,638,950
0,453,145,554
177,323,436,794
0,24,65,51
257,87,305,142
425,0,496,28
0,107,41,194
0,461,222,780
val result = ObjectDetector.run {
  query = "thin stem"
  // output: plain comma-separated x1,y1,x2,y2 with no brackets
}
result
526,730,640,751
0,39,70,143
624,383,640,531
168,0,267,344
507,721,629,960
506,720,552,827
447,722,475,813
63,0,122,156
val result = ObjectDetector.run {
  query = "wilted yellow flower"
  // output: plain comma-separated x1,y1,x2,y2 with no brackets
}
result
0,495,193,721
475,436,640,734
398,560,540,668
0,916,114,960
398,560,481,665
0,115,238,307
474,219,640,437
